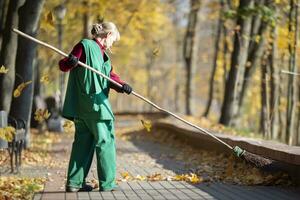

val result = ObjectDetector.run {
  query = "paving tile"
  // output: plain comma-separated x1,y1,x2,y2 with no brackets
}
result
148,181,165,190
159,181,176,189
65,192,77,200
41,192,65,200
216,183,263,200
89,192,102,200
77,192,90,200
33,193,42,200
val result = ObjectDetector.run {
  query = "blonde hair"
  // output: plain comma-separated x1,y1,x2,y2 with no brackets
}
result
91,22,120,42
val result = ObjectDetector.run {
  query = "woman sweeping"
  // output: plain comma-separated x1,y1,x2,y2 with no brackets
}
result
58,22,132,192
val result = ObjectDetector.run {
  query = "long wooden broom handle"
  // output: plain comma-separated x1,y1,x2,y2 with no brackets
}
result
12,28,233,150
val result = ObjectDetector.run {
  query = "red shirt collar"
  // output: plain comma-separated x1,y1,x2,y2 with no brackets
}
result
93,38,106,52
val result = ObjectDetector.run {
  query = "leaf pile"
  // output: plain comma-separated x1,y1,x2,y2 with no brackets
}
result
118,172,202,184
0,129,70,200
0,177,45,200
117,126,293,186
0,126,15,142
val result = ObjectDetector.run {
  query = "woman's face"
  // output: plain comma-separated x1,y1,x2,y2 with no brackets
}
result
104,32,114,49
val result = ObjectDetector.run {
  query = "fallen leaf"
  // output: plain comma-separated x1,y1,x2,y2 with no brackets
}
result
63,120,74,133
147,173,164,181
0,65,9,74
120,171,133,181
40,75,50,84
152,47,160,57
13,81,32,98
135,175,146,181
141,119,152,132
34,109,51,123
46,11,55,27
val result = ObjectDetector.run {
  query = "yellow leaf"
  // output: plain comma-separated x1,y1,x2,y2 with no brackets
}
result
120,171,133,181
40,75,50,84
63,120,74,133
0,65,9,74
141,119,152,132
13,81,32,98
152,47,160,57
135,175,146,181
46,11,55,27
172,174,185,181
146,173,164,181
188,173,202,184
34,109,51,123
172,173,202,184
13,89,21,98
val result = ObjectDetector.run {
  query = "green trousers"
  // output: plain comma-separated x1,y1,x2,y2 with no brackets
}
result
66,118,116,191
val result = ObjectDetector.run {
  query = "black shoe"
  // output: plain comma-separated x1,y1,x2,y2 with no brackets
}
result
66,184,94,192
79,184,94,192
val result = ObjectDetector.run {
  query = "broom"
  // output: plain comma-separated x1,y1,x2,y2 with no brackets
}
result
12,28,274,168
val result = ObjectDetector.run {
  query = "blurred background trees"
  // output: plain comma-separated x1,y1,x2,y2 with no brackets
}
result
0,0,300,146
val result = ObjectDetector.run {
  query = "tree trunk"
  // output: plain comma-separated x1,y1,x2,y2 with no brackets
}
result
260,53,271,138
9,0,45,147
0,0,9,42
183,0,200,115
222,22,229,90
172,4,182,113
286,0,298,145
203,0,224,117
0,0,24,112
238,0,271,110
278,53,286,142
269,6,280,140
82,0,90,38
219,0,254,126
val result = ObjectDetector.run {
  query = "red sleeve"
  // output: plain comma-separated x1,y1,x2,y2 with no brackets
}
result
59,43,85,72
110,66,125,92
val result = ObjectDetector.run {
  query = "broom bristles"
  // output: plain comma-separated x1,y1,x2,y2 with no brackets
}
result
241,151,273,168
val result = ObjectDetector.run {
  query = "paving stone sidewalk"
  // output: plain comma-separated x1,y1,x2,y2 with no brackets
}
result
33,117,300,200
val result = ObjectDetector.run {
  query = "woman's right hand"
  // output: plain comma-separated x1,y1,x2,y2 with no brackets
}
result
67,54,79,67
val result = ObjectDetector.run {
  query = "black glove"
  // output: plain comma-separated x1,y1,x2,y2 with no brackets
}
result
67,54,79,67
122,83,132,94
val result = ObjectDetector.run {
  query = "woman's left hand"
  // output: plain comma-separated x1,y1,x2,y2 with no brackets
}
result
122,83,132,94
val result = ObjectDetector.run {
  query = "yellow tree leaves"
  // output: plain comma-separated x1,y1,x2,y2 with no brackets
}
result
34,109,51,123
0,126,15,142
13,81,32,98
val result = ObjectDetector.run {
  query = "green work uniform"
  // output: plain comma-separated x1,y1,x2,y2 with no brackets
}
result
62,39,116,191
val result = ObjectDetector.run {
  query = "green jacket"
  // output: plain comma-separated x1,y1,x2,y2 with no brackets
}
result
62,39,114,121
